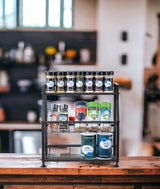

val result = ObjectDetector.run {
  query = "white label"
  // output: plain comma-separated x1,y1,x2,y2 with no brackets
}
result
105,80,111,87
47,81,54,87
100,139,112,149
82,145,93,155
86,80,93,87
96,80,103,87
59,114,67,121
67,80,74,87
48,114,57,121
57,80,64,87
76,80,83,87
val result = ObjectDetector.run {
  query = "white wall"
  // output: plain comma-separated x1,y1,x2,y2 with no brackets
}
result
97,0,147,155
145,0,160,67
73,0,97,31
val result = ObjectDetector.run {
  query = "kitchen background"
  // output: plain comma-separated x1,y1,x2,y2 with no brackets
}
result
0,0,160,156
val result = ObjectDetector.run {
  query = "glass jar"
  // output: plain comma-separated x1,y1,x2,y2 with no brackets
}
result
56,72,65,93
48,104,59,132
100,102,111,132
58,104,69,132
66,71,75,92
75,101,87,132
87,101,99,132
94,71,104,92
85,72,94,92
76,72,85,92
45,71,56,92
104,71,114,92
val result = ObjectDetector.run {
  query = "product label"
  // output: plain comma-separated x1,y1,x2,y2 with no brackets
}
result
82,145,93,156
96,80,103,87
75,107,87,121
100,109,111,121
67,80,74,87
48,113,57,121
86,80,93,87
88,110,99,121
57,80,64,87
100,138,112,149
76,80,83,87
59,114,67,121
47,80,54,87
105,79,112,87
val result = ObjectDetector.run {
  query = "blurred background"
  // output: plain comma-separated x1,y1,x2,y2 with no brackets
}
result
0,0,160,157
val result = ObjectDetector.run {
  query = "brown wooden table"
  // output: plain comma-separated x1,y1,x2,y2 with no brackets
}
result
0,154,160,189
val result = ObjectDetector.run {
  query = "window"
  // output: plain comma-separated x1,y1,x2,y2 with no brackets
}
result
0,0,72,29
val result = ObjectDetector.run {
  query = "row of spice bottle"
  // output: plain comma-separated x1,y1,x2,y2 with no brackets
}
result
45,71,114,93
47,101,112,132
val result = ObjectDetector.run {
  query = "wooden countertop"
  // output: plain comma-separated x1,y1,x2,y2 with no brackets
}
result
0,154,160,176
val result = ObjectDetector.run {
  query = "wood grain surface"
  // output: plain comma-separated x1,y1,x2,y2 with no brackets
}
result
0,154,160,176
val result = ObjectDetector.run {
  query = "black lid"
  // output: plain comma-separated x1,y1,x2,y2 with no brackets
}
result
60,104,68,111
76,71,84,76
95,71,103,75
45,71,55,76
57,72,63,76
103,71,114,75
85,71,93,75
50,104,58,111
67,71,75,75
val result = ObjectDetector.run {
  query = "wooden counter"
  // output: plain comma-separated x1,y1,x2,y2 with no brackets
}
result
0,154,159,189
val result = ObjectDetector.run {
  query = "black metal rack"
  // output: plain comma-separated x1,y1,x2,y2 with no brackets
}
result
41,83,120,167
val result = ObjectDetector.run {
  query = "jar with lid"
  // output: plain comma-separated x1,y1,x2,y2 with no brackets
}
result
66,71,75,92
94,71,104,92
76,72,85,92
45,71,56,92
104,71,114,92
85,72,94,92
100,102,111,132
75,101,87,132
56,72,65,93
58,104,69,132
48,104,59,132
87,101,99,132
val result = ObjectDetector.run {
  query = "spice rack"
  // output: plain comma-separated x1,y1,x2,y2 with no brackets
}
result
41,81,120,167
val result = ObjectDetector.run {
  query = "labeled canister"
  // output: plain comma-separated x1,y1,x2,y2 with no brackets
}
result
97,132,113,159
66,71,76,92
75,101,87,132
87,101,99,131
100,102,111,132
45,71,56,92
104,71,114,92
94,71,104,92
81,132,96,159
56,72,65,92
85,72,94,92
76,72,85,92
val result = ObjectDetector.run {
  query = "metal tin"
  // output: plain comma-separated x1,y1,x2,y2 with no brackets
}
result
81,132,96,159
66,72,76,92
85,72,94,92
45,71,56,92
97,132,113,159
94,72,104,92
104,71,114,92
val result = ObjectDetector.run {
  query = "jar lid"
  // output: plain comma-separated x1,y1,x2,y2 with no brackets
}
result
77,71,84,76
95,71,103,75
100,102,111,109
45,71,55,76
103,71,114,76
67,71,75,75
50,104,58,111
81,132,96,136
75,101,87,107
57,72,64,76
85,72,93,75
88,101,99,108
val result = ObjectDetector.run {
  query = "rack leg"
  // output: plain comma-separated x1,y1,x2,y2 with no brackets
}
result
114,161,119,167
41,161,47,167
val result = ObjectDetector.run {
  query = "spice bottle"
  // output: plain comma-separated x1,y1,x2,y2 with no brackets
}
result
100,102,111,132
85,72,94,92
76,72,85,92
45,71,56,92
66,71,75,92
104,71,114,92
48,104,59,132
75,101,87,132
94,72,104,92
87,101,99,132
59,104,69,132
56,72,65,93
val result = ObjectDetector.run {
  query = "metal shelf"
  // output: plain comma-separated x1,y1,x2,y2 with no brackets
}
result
43,121,118,124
